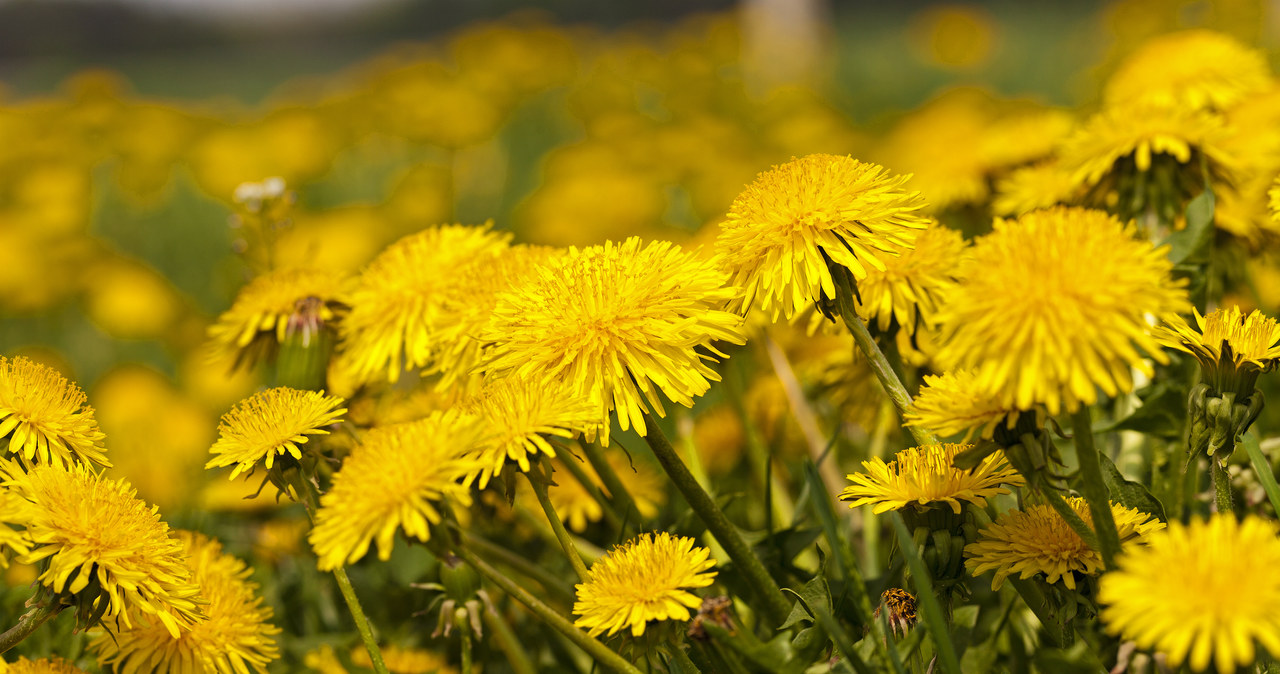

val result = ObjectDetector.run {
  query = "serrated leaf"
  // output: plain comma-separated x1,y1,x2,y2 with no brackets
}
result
1099,450,1167,521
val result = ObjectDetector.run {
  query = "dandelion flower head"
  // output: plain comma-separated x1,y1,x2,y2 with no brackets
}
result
0,656,90,674
90,531,281,674
936,206,1189,415
1158,305,1280,396
0,355,108,468
717,154,931,321
205,387,347,480
573,532,717,638
308,412,484,570
1103,29,1271,112
351,644,457,674
206,268,351,369
4,461,202,637
840,443,1023,515
1099,515,1280,673
992,161,1078,216
482,237,745,445
854,221,967,335
965,497,1164,590
905,369,1030,441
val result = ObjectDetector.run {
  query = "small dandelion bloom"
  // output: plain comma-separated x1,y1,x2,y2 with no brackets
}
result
1100,515,1280,673
309,413,484,570
965,497,1164,590
301,645,347,674
1103,29,1271,112
854,222,967,335
91,531,281,674
0,355,108,468
351,644,457,674
839,443,1023,515
906,369,1030,441
573,532,717,638
462,377,597,489
992,161,1078,216
936,207,1189,415
717,154,931,320
340,224,512,385
206,267,351,369
0,656,90,673
481,237,745,445
1158,305,1280,396
205,387,347,480
4,461,202,637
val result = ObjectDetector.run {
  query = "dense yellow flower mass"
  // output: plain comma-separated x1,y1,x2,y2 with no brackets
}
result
3,461,202,638
91,531,281,674
853,221,967,335
0,657,90,674
1158,305,1280,391
205,387,347,480
573,532,716,637
966,497,1164,590
206,267,351,368
309,413,483,569
936,207,1189,415
717,154,932,320
482,237,745,445
0,356,108,468
905,369,1028,440
0,489,30,566
1103,29,1271,112
1100,515,1280,673
840,443,1023,514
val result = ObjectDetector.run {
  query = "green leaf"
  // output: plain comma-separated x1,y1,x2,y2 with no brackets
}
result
1098,450,1167,521
952,441,1001,471
1165,187,1215,264
780,575,832,630
1031,642,1107,674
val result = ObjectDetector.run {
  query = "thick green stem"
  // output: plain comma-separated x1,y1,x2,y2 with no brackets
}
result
0,601,62,654
331,567,390,674
453,544,644,674
1212,456,1236,516
579,439,644,527
527,460,590,582
1071,407,1121,569
641,413,792,626
483,599,537,674
832,273,937,447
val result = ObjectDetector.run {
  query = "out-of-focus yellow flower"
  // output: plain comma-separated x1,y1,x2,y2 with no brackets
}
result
873,89,993,212
0,489,31,567
854,222,967,335
207,267,351,369
81,258,185,340
692,405,745,476
303,645,348,674
276,206,392,275
906,5,996,70
840,443,1023,515
992,161,1079,216
205,387,347,481
351,644,457,674
0,355,108,468
906,369,1029,441
91,531,281,674
541,451,665,533
0,656,90,673
1103,29,1271,112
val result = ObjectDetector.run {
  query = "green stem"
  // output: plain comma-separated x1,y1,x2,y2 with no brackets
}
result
889,513,961,674
1243,434,1280,516
483,599,537,674
579,439,644,528
452,543,644,674
558,449,624,533
0,601,62,654
460,631,473,673
460,531,576,606
1039,486,1101,551
832,273,936,447
641,413,792,626
1071,407,1121,569
1211,456,1236,516
527,459,590,581
331,566,390,674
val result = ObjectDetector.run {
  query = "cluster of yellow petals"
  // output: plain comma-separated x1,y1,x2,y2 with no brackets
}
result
1159,305,1280,372
840,443,1023,515
206,267,351,367
205,387,347,480
0,356,108,468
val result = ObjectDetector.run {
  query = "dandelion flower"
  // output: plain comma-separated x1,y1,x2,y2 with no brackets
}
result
462,377,597,489
717,154,931,320
0,356,108,468
1063,101,1234,189
936,207,1189,415
965,497,1164,590
573,532,717,638
1158,305,1280,396
351,644,456,674
840,443,1023,515
91,531,281,674
206,387,347,480
992,161,1078,216
308,413,483,570
481,237,745,445
340,224,511,385
302,645,348,674
854,221,967,334
4,461,202,637
1103,30,1271,112
906,369,1029,441
207,268,351,369
0,489,30,567
1100,515,1280,673
0,656,90,673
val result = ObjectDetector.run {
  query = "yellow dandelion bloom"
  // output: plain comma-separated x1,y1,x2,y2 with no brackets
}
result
965,497,1164,590
573,532,717,638
481,237,745,445
309,413,483,570
302,645,348,674
0,656,90,673
351,644,457,674
207,267,351,368
905,369,1029,441
1103,29,1271,112
0,356,108,468
716,154,931,321
839,443,1023,515
339,224,512,385
91,531,281,674
992,161,1079,216
1159,305,1280,380
462,377,597,489
4,461,202,638
936,207,1189,415
1100,515,1280,673
978,108,1075,170
871,90,993,212
206,387,347,480
854,221,967,334
542,452,665,533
